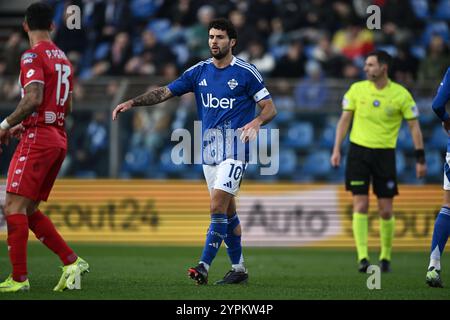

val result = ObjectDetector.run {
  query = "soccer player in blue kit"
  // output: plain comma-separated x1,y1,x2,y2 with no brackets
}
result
112,18,277,285
426,67,450,288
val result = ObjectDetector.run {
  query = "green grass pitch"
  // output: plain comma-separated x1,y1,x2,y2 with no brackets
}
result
0,243,449,300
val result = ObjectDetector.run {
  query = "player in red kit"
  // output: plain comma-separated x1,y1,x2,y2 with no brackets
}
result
0,2,89,293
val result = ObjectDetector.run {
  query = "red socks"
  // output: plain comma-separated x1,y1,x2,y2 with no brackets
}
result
6,214,29,282
28,210,77,266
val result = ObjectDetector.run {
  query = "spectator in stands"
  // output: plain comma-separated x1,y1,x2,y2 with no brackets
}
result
332,20,375,61
391,43,419,88
70,111,109,177
167,0,199,27
342,59,362,80
125,30,176,76
312,34,346,78
376,0,424,45
238,39,275,76
53,0,86,55
0,32,27,76
91,32,133,76
185,5,215,60
271,40,306,78
294,60,328,109
228,9,257,55
246,0,276,39
418,34,450,87
94,0,132,44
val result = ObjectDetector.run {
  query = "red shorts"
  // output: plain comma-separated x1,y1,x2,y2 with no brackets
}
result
6,142,66,202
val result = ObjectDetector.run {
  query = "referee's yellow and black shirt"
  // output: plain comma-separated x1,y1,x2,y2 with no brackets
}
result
342,79,419,149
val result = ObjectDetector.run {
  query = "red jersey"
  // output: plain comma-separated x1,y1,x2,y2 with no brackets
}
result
19,40,73,149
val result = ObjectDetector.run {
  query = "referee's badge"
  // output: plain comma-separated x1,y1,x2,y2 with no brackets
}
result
228,79,238,90
373,99,380,107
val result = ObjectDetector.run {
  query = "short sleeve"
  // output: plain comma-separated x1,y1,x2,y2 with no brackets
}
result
401,90,419,120
342,84,356,112
167,68,194,96
20,51,44,88
245,64,271,102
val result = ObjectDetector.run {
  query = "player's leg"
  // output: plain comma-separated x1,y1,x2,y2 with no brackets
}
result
373,148,398,273
345,143,371,272
26,201,78,267
377,198,394,272
215,197,248,285
426,161,450,287
352,195,370,272
0,193,33,292
36,147,89,291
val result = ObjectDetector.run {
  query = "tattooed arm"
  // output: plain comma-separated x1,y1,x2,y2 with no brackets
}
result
112,86,173,120
0,82,43,153
6,82,43,126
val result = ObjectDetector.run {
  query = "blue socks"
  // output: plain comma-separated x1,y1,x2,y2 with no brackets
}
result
199,213,227,268
224,213,244,268
429,207,450,270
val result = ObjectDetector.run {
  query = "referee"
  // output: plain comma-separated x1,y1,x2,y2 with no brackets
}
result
330,50,427,273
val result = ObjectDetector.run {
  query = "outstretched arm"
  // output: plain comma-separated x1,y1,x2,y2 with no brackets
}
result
112,86,174,120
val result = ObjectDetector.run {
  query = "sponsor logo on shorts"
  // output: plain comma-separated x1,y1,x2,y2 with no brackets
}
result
387,180,395,189
11,182,18,188
350,180,365,186
223,181,232,188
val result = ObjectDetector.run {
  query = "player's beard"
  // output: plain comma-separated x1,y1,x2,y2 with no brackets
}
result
210,45,230,60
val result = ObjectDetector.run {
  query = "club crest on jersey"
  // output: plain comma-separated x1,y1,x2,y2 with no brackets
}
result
227,79,238,90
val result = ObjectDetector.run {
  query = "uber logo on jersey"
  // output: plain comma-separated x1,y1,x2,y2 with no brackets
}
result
201,93,236,109
26,69,35,78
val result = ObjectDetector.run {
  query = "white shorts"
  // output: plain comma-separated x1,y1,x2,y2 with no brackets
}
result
203,159,247,196
444,153,450,190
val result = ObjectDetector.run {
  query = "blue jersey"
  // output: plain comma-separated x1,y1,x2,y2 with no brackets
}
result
168,56,271,164
431,67,450,151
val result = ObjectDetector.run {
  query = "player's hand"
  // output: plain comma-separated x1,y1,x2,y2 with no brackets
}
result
416,162,427,179
0,128,10,155
442,120,450,136
10,124,25,140
112,100,134,121
330,150,341,167
238,118,261,143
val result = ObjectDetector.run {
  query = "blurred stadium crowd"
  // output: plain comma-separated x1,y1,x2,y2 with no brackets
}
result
0,0,449,183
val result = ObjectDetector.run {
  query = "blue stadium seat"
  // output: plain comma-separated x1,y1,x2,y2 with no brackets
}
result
397,124,414,150
410,45,426,59
434,0,450,20
319,120,337,149
94,42,110,61
426,150,444,177
301,149,332,177
427,126,448,149
122,146,153,177
422,22,449,46
159,147,184,174
410,0,430,19
146,19,172,42
396,151,406,176
283,121,314,149
277,148,298,176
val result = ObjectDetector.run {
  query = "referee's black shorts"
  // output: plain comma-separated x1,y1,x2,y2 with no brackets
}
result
345,142,398,198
